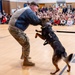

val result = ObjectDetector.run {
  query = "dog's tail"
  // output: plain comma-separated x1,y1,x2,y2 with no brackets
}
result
63,53,73,62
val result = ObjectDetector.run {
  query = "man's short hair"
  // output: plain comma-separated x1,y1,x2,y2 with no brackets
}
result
30,2,39,7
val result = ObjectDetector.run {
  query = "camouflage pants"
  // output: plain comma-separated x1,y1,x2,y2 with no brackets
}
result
8,26,30,59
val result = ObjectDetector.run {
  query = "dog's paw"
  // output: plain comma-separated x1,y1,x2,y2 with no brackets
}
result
50,72,55,75
35,30,38,32
67,69,70,72
35,34,37,38
50,69,60,75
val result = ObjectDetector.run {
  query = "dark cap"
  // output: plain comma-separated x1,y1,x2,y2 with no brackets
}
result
30,2,39,7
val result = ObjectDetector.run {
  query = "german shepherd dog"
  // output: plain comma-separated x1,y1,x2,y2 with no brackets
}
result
35,18,73,74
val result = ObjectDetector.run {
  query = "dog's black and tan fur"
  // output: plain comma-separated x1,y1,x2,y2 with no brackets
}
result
35,18,73,74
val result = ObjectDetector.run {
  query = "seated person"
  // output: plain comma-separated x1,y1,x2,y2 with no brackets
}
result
66,17,74,26
54,17,60,25
1,15,7,24
60,18,66,25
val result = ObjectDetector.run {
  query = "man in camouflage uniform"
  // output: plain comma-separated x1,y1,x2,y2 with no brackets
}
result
8,2,41,66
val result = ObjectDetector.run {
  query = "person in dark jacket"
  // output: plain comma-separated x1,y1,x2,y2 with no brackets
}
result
8,2,41,66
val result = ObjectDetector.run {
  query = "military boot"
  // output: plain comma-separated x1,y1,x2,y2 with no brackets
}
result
23,58,35,66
